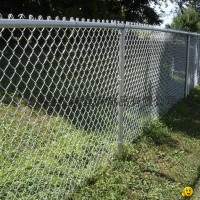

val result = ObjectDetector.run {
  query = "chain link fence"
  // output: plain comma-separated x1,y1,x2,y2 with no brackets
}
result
123,31,188,142
0,15,200,199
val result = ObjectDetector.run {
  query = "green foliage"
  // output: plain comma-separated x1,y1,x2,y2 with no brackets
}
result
0,0,166,25
170,0,200,13
170,5,200,32
144,119,168,140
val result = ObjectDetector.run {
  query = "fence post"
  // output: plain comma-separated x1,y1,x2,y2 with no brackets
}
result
117,28,125,157
185,34,190,98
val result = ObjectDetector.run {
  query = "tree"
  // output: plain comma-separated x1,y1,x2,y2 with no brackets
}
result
0,0,167,25
170,0,200,13
170,5,200,32
120,0,166,24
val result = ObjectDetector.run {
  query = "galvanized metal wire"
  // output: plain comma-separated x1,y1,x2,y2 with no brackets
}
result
0,14,200,199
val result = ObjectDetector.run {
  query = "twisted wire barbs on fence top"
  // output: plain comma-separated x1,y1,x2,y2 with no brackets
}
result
1,13,200,36
0,13,158,28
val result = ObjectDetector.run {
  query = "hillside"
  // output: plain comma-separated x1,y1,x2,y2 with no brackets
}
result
1,86,200,199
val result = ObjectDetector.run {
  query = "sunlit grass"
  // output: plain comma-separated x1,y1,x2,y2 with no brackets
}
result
0,102,116,199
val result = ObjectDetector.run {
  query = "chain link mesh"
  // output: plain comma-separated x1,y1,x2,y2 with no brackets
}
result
188,35,200,90
123,30,187,142
0,22,119,199
0,16,200,199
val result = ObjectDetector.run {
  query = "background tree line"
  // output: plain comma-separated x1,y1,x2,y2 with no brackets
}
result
168,0,200,32
2,1,200,31
0,0,167,25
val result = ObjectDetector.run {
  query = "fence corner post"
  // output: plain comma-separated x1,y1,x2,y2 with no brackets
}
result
117,28,125,157
185,34,190,98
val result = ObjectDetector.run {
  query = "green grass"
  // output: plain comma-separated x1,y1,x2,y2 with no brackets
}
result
69,86,200,200
1,86,200,199
0,102,116,199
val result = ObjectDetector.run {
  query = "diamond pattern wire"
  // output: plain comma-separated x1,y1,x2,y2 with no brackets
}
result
0,26,119,199
188,35,200,91
0,16,200,199
124,30,187,142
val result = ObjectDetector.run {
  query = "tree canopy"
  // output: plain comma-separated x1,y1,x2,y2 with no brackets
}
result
170,0,200,13
0,0,166,25
169,5,200,32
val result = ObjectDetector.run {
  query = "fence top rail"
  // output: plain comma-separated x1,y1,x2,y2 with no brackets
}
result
0,14,200,36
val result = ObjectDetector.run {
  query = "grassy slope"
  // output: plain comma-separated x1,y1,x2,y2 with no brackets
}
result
1,86,200,199
70,86,200,200
0,101,115,199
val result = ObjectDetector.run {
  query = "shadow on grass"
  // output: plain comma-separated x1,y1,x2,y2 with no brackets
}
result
148,131,179,148
181,166,200,200
143,119,180,149
190,166,200,198
161,87,200,138
141,168,177,183
0,92,117,133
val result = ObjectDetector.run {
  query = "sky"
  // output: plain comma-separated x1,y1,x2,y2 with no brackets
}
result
152,0,178,27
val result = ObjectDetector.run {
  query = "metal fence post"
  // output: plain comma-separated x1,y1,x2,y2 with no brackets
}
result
185,34,190,98
117,28,125,157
